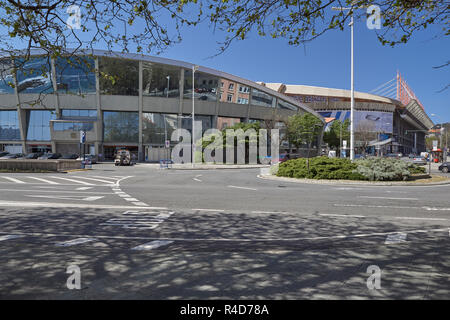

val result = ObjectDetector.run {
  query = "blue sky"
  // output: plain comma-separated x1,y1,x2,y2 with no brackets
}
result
157,17,449,123
2,6,449,123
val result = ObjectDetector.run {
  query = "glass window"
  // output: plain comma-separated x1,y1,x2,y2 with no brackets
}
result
277,100,299,111
142,62,180,98
228,83,234,91
227,94,233,102
251,89,276,108
103,111,138,142
53,121,94,132
184,70,218,101
99,57,138,96
0,59,15,94
0,110,21,140
217,117,240,130
26,110,56,141
61,109,97,119
142,113,178,144
239,85,250,93
237,97,249,104
55,56,96,94
180,115,212,134
16,57,53,94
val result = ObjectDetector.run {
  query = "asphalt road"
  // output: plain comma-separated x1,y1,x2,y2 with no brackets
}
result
0,163,450,299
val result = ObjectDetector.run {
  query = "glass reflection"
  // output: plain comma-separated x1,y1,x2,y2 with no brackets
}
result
55,56,96,94
61,109,97,119
219,79,250,105
53,121,94,132
277,100,298,111
251,89,276,108
184,70,218,101
143,62,180,97
16,57,53,94
0,110,20,140
0,59,15,94
26,110,56,141
99,57,139,96
103,111,138,142
142,113,178,144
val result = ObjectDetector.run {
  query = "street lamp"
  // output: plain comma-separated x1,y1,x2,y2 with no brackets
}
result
192,65,199,167
332,6,355,161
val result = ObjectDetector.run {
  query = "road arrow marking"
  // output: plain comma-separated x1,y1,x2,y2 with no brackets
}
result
132,240,173,251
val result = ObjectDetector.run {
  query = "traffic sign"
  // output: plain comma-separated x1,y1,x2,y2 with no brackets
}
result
80,130,86,144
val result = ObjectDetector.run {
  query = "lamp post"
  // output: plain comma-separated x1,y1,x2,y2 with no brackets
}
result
332,6,355,161
192,65,199,167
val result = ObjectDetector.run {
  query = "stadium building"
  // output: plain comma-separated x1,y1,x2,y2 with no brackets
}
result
261,73,434,155
0,49,324,161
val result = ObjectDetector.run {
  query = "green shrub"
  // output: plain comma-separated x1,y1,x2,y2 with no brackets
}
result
355,158,411,181
276,156,366,180
277,156,422,181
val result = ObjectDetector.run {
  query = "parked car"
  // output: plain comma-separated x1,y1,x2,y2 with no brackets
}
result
0,153,24,159
279,153,290,163
38,153,62,160
0,151,9,157
412,156,427,165
24,152,43,159
76,154,97,164
62,154,79,159
385,153,400,159
408,153,417,159
438,162,449,173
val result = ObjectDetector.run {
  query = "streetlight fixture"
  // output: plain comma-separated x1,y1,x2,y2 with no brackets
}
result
192,65,199,167
332,6,355,161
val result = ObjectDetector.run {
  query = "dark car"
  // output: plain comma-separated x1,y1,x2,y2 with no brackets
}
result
0,151,9,157
24,152,42,159
38,153,62,160
61,154,79,159
439,162,449,173
0,153,24,159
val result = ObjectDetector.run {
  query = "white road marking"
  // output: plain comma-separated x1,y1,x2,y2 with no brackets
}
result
319,213,366,218
2,177,26,184
92,176,119,181
193,174,203,182
0,200,166,210
394,217,447,221
25,195,104,202
50,176,94,185
133,202,149,206
385,233,407,244
0,188,114,194
335,204,450,211
132,240,174,250
76,187,93,191
124,198,139,202
73,177,116,185
55,238,96,247
251,211,284,214
0,234,24,241
227,185,258,191
192,208,225,212
27,177,60,185
358,196,419,201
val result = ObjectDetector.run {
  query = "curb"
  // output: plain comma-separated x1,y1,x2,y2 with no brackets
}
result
257,174,450,186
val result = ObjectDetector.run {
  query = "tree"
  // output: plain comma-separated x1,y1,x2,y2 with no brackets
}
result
286,113,323,154
323,119,350,154
354,120,377,154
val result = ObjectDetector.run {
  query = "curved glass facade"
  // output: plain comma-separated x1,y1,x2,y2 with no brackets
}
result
26,110,56,141
55,56,96,94
143,62,180,97
142,113,178,144
0,110,20,140
184,70,219,101
103,111,139,143
16,57,53,94
99,57,139,96
0,59,15,94
251,88,276,108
